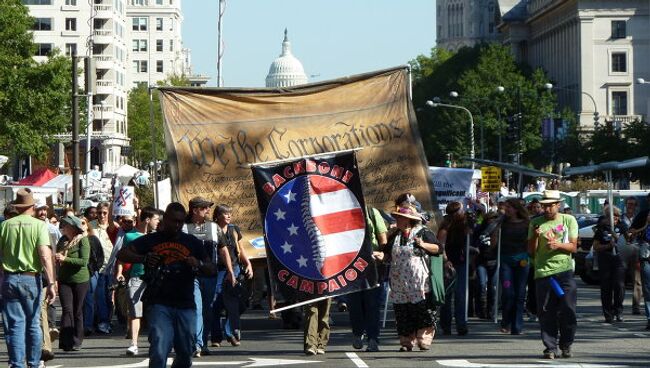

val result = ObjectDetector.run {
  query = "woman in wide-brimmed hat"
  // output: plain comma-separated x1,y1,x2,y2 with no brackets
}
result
379,199,441,351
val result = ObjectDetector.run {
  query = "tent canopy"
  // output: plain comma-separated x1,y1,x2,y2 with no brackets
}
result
42,175,72,191
17,168,57,186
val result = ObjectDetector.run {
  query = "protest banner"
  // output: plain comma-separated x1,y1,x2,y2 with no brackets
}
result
113,186,135,216
429,166,475,211
251,150,377,311
158,67,435,258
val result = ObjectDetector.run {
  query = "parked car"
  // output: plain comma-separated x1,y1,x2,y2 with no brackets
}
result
573,214,600,285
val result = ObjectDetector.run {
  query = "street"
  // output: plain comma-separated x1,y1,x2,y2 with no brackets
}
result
2,279,648,368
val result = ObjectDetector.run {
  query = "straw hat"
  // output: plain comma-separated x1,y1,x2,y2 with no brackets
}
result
539,190,564,204
14,188,35,208
391,204,423,221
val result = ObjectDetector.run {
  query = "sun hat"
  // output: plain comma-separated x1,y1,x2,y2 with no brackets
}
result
391,204,423,221
14,188,35,208
539,190,565,204
61,215,84,233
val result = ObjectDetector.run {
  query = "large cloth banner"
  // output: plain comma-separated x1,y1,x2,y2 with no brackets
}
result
429,166,474,211
158,67,435,258
252,151,377,310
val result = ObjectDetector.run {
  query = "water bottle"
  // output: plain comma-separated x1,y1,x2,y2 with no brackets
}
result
550,276,565,297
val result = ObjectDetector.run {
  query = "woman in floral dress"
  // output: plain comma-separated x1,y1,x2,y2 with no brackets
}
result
381,203,441,351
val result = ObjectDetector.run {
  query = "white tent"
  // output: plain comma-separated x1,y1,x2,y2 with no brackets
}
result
42,175,72,191
114,164,140,184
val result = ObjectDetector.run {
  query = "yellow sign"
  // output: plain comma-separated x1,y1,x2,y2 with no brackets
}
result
481,166,502,192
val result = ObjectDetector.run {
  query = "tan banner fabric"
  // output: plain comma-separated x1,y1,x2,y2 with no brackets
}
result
159,67,434,258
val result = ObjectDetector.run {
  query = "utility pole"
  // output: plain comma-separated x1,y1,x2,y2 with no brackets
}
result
216,0,225,87
72,51,80,212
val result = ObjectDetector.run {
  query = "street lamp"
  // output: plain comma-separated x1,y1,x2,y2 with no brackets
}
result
449,91,485,159
545,83,599,127
425,99,475,169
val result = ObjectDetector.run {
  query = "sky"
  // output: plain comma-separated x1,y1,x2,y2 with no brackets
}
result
182,0,437,88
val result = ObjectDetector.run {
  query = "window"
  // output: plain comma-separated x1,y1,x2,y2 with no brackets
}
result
156,0,163,4
132,39,147,52
133,60,147,73
156,60,163,73
65,0,77,5
611,20,626,39
35,43,53,56
156,39,163,51
65,43,77,56
33,18,52,31
611,52,627,73
131,0,146,5
132,17,147,31
65,18,77,31
169,39,174,52
612,91,628,115
22,0,51,4
156,18,163,31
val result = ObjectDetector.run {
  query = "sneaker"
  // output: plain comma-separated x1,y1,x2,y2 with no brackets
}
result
543,349,556,359
126,345,138,356
352,335,363,350
561,347,572,358
211,341,221,348
316,348,325,355
366,338,379,352
615,315,624,322
97,322,111,334
193,349,201,358
201,347,211,356
226,335,241,347
305,347,317,356
49,328,59,342
528,315,538,322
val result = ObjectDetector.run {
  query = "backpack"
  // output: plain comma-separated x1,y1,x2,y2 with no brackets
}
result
87,235,105,274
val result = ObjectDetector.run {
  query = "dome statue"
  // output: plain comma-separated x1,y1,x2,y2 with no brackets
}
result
265,29,308,87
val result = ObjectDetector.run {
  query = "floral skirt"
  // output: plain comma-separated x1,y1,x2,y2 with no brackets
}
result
394,297,436,337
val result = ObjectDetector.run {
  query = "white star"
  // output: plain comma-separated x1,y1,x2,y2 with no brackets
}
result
281,241,293,254
273,208,286,221
283,190,296,203
297,255,308,268
287,223,299,236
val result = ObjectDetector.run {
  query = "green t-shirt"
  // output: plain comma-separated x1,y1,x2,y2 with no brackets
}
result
124,230,145,278
0,214,50,273
367,207,388,251
528,213,578,279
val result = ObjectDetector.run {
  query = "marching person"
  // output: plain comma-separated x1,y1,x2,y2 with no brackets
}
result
528,190,578,360
0,189,57,368
117,202,217,368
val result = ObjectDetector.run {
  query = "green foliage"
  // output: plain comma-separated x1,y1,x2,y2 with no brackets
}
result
127,74,190,167
0,0,72,159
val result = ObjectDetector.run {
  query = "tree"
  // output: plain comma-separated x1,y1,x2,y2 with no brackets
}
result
0,0,72,160
127,74,190,168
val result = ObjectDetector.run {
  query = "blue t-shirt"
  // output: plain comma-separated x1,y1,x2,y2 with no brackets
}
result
130,231,206,309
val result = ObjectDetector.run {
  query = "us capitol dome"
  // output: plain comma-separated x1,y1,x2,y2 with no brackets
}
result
265,29,308,87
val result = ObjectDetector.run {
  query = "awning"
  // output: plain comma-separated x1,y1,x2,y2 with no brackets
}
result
17,168,57,186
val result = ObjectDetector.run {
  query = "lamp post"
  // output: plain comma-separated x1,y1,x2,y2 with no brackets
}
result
544,83,599,128
426,99,475,169
449,91,484,159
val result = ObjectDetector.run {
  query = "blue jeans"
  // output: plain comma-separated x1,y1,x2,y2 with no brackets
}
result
441,262,467,332
347,285,382,340
2,274,43,368
193,279,202,350
212,266,240,342
500,259,529,334
641,260,650,320
476,263,497,318
198,276,218,348
95,273,112,325
83,271,99,331
147,304,196,368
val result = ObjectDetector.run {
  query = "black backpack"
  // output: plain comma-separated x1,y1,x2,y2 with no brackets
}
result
87,235,105,274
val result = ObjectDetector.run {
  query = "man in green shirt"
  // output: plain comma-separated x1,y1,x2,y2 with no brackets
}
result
528,190,578,360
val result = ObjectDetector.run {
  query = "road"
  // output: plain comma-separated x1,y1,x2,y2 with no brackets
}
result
1,279,648,367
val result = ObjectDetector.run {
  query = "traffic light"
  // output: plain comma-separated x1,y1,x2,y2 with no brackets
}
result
445,153,452,167
593,111,599,124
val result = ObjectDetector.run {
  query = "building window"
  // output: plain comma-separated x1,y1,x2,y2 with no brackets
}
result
133,60,147,73
612,91,628,115
156,0,163,4
156,39,163,51
611,20,626,39
156,18,163,31
132,39,147,52
32,18,52,31
132,17,147,31
22,0,52,4
169,39,174,52
611,52,627,73
35,43,53,56
131,0,146,5
65,18,77,31
65,43,77,56
156,60,163,73
65,0,77,5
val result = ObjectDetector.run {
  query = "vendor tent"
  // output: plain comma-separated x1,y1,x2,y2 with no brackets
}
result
115,164,139,184
42,175,73,191
17,168,57,186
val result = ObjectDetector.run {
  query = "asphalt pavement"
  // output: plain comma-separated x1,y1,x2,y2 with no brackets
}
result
1,279,649,368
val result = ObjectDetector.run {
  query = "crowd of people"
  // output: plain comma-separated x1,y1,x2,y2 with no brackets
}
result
1,187,650,367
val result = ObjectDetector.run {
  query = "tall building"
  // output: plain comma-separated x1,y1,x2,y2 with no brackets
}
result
27,0,130,174
498,0,650,130
126,0,186,89
436,0,502,51
265,29,308,88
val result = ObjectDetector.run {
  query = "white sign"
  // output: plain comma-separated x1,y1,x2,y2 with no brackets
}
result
429,166,475,211
113,186,135,216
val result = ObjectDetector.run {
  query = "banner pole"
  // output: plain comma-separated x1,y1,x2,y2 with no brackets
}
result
248,147,364,168
148,86,159,209
465,233,470,323
494,228,501,324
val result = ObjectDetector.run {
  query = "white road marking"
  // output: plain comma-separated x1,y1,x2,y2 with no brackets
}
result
633,333,647,337
64,357,320,368
437,359,627,368
346,352,369,368
617,327,629,331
